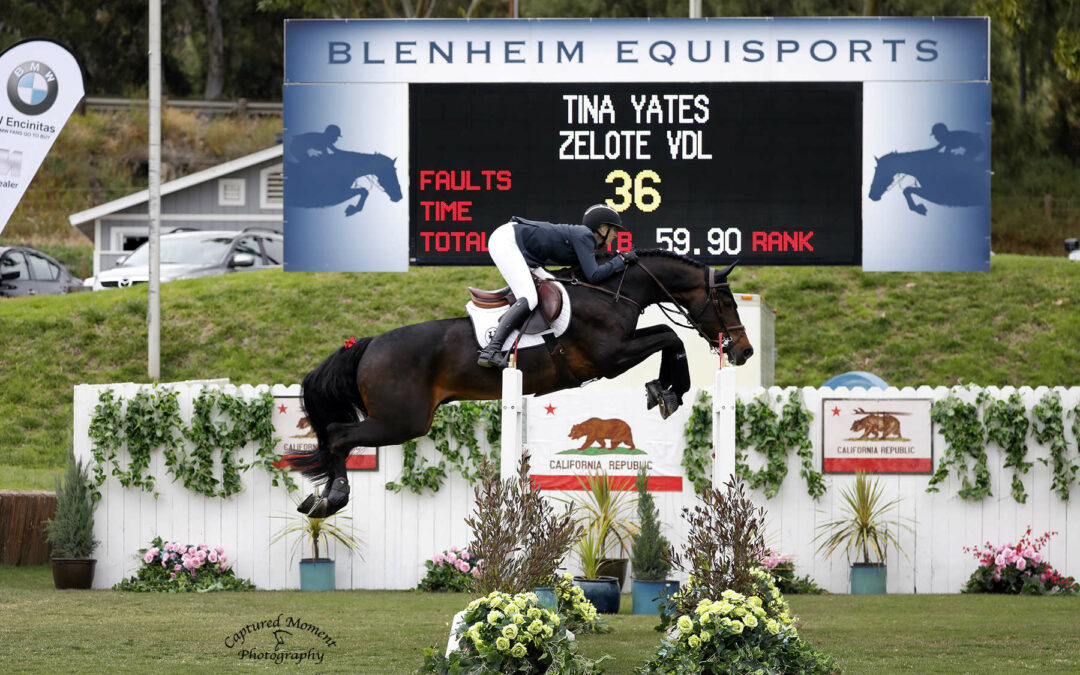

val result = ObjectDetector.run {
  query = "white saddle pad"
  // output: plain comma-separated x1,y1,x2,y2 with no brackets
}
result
465,277,571,352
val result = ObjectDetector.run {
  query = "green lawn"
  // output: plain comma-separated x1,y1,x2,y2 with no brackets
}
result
1,565,1077,674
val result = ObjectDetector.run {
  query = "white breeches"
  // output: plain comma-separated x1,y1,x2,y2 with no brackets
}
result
488,222,538,310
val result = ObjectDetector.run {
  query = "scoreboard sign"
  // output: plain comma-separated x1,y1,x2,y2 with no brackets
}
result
283,18,989,273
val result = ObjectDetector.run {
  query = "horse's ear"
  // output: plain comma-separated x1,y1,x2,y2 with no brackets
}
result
392,156,398,164
716,259,738,279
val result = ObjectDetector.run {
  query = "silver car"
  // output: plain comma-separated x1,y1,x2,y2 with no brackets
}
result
0,246,84,297
87,229,282,290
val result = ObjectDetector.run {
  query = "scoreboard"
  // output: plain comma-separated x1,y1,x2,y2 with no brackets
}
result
410,82,862,266
284,18,990,273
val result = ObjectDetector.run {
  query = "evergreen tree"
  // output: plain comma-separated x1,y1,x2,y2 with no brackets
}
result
630,468,672,581
44,450,98,559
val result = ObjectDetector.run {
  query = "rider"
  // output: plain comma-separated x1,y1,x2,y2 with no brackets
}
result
930,123,983,160
477,204,638,369
288,124,341,163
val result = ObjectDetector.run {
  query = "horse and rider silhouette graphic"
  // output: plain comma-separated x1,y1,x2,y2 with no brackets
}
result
287,125,403,217
868,123,988,215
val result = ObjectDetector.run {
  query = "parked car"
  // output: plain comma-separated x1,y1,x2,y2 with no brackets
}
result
0,246,84,297
86,228,283,291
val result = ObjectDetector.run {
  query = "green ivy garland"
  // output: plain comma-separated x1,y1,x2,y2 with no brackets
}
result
681,390,714,493
682,390,821,499
928,392,991,500
87,387,295,500
1032,390,1078,500
979,391,1032,503
385,400,502,494
778,390,825,499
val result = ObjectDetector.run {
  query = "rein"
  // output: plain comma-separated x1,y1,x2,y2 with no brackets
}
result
554,259,743,351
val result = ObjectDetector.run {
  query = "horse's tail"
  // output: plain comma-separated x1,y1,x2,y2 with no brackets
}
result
292,338,372,483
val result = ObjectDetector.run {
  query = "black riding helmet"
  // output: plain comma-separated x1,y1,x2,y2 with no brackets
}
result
582,204,625,232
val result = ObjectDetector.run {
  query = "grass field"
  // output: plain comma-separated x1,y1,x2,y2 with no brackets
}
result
2,253,1080,487
1,565,1078,674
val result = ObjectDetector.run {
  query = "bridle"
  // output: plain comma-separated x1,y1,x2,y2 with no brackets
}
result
557,260,744,355
637,263,744,354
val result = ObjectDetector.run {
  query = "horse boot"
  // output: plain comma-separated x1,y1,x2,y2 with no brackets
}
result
477,297,531,368
645,380,664,410
305,477,350,518
646,380,680,419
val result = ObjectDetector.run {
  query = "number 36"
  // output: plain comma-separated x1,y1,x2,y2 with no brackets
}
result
605,169,661,213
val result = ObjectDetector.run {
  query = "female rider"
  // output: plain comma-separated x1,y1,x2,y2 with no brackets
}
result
477,204,637,368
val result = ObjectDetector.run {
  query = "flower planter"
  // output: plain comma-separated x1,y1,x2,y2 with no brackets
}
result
850,562,886,594
572,576,621,614
51,558,95,589
533,587,558,611
596,558,629,590
631,579,679,614
299,558,335,591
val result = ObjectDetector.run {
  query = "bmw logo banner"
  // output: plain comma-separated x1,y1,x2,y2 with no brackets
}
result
0,39,84,236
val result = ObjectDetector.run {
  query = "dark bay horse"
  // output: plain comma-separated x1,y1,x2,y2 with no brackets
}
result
293,250,755,517
287,150,403,216
868,149,989,215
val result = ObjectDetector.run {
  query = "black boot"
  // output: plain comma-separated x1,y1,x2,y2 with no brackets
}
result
478,297,531,368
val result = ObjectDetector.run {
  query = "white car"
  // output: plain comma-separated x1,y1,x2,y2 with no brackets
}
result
86,229,282,290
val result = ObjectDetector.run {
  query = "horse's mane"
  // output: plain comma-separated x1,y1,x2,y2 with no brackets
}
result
556,247,710,277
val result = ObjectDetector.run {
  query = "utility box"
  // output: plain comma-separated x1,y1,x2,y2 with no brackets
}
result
591,293,775,391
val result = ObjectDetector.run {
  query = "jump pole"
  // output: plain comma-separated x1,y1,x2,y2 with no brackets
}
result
712,334,737,487
500,359,524,482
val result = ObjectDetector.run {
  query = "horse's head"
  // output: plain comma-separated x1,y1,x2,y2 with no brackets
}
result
701,260,754,366
868,153,897,201
374,154,403,202
639,252,754,366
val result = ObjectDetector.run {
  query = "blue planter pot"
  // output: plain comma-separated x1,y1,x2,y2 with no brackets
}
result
533,587,558,611
299,558,335,591
850,563,886,594
572,576,621,614
631,579,680,615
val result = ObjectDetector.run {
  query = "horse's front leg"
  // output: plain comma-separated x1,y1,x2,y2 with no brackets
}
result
344,187,370,216
602,325,687,418
903,186,928,215
301,451,349,518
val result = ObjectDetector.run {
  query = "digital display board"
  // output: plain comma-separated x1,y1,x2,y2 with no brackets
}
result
410,82,862,266
283,17,990,272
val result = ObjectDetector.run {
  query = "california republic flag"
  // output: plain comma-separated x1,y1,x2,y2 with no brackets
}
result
0,40,84,235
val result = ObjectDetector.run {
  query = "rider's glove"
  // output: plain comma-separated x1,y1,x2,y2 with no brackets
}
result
619,251,638,265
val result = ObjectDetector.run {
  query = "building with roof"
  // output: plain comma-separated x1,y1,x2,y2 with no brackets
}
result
69,145,283,278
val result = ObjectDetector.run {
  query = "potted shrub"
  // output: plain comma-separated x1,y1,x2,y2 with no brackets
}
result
44,449,98,589
629,468,678,614
814,471,909,594
272,503,363,591
565,470,639,612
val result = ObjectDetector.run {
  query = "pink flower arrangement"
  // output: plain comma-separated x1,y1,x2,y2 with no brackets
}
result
963,527,1079,595
116,537,254,592
417,546,483,592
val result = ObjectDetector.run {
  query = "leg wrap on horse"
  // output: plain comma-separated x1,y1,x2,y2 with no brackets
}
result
304,477,351,518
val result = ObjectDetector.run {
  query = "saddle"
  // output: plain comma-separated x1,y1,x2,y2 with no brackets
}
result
468,279,563,334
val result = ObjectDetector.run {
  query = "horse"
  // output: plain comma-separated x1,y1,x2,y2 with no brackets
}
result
292,250,755,517
868,149,989,215
287,150,403,216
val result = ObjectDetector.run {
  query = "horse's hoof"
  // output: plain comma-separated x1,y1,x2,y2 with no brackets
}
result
297,493,317,514
306,497,330,519
659,391,680,420
345,205,359,216
645,380,663,410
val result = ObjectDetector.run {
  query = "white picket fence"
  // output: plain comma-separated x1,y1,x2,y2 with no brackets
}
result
73,382,1080,593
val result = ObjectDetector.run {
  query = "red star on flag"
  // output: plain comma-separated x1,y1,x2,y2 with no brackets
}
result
544,404,556,415
832,406,841,416
278,404,288,414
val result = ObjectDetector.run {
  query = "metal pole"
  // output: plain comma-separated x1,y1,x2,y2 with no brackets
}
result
148,0,162,380
689,0,701,19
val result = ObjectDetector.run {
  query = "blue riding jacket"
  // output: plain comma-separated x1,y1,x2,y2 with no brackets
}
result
510,216,626,283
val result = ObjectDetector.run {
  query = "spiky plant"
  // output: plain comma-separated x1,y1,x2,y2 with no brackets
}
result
814,471,909,564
